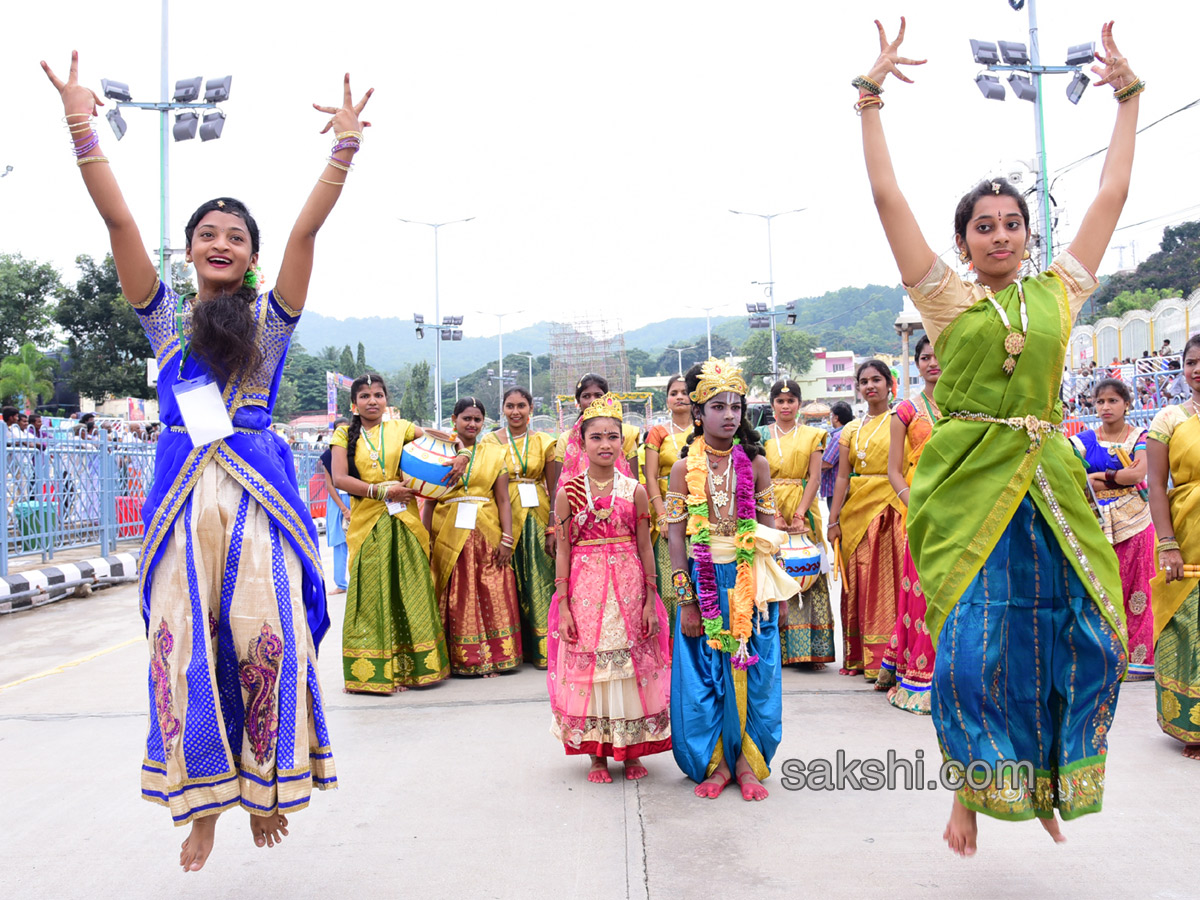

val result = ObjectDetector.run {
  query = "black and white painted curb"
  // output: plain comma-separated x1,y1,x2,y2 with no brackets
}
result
0,550,140,614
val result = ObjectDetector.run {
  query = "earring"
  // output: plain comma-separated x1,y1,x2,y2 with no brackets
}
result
1022,249,1031,260
958,248,969,263
694,418,702,427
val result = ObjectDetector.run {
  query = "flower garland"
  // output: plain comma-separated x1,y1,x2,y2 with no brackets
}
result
685,436,760,668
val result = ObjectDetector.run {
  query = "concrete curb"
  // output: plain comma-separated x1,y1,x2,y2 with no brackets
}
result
0,550,140,615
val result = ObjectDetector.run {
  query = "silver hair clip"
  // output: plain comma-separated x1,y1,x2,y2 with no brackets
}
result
991,182,1001,195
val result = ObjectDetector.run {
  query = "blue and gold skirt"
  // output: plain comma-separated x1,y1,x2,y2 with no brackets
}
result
931,496,1124,821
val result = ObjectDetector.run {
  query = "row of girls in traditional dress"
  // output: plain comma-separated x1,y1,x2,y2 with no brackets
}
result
328,371,640,693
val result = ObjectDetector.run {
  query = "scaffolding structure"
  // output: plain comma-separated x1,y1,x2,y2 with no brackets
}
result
549,317,631,400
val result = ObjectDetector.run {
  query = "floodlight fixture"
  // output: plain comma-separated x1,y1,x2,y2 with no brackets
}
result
172,111,198,142
204,76,232,103
745,302,757,314
785,300,796,310
101,79,132,102
749,316,770,329
1008,73,1037,103
969,39,1000,65
415,327,425,339
975,73,1006,101
998,41,1030,66
441,329,451,341
452,330,463,340
106,108,128,141
199,110,225,141
1065,42,1096,67
786,313,797,325
1066,71,1089,105
173,76,202,103
413,313,425,325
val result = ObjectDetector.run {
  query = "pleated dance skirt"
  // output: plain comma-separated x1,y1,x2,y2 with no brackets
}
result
141,464,336,825
342,514,449,692
876,544,935,714
440,529,523,675
670,560,781,783
931,497,1124,821
1115,527,1156,680
841,506,905,679
513,512,554,668
780,572,835,665
1155,583,1200,743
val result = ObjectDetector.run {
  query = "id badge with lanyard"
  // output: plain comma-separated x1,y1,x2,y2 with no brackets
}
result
507,426,540,507
172,292,234,447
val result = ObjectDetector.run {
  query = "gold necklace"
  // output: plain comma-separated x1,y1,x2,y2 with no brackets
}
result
705,444,733,458
706,454,734,514
854,412,889,470
981,280,1028,375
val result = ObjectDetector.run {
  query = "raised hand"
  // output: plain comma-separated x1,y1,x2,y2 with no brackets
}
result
313,73,373,135
1090,21,1136,91
41,51,105,117
867,17,927,86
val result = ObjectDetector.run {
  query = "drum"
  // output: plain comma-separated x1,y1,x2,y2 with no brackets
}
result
779,532,822,591
399,428,459,500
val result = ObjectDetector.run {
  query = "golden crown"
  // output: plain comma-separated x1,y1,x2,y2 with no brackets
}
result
690,358,748,405
580,392,624,423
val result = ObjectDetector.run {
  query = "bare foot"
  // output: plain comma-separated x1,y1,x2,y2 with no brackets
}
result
873,680,891,692
249,812,289,848
482,672,499,679
694,760,732,799
624,758,648,780
588,756,612,783
329,587,346,595
736,764,769,801
1038,814,1067,844
798,661,827,671
838,667,863,676
1183,743,1200,760
943,796,978,857
180,814,218,872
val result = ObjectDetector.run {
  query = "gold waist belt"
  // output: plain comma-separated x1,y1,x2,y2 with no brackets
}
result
576,536,636,547
948,411,1063,446
1094,485,1138,500
513,477,540,484
169,425,264,434
772,478,806,485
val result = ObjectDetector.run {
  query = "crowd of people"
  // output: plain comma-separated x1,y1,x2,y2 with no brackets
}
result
1064,345,1189,413
2,407,161,443
43,17,1199,876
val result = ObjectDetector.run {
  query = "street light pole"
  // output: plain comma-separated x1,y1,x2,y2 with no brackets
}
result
515,352,536,394
731,208,806,380
672,345,696,375
1028,0,1053,270
159,0,170,284
399,216,475,427
477,309,524,415
690,305,721,357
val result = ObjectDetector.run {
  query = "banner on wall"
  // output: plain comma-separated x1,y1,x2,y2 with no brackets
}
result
128,398,147,421
326,372,355,423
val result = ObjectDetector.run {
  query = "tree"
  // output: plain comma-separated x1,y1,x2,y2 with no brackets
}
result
0,253,59,359
1106,287,1180,318
356,341,367,372
400,361,432,424
1089,219,1200,314
55,254,154,400
737,329,817,385
338,345,355,377
0,343,56,408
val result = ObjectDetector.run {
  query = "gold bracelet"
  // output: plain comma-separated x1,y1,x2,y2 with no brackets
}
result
318,176,347,186
854,96,884,115
335,130,365,140
1115,79,1145,102
851,75,883,95
63,113,93,121
326,159,352,173
76,156,110,166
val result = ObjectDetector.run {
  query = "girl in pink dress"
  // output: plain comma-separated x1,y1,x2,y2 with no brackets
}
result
547,394,672,783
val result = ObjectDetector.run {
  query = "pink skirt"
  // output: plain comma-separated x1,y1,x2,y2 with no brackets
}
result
876,543,934,714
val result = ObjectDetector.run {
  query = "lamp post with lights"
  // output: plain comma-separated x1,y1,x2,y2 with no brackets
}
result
968,0,1097,269
730,208,806,381
399,216,475,427
101,1,231,284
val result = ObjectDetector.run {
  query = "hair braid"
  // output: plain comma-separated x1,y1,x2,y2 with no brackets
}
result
345,413,364,480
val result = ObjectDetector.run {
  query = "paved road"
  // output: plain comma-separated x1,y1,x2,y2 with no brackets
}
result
2,550,1196,899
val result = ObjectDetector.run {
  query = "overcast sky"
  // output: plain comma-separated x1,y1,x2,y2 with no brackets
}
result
4,1,1196,341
